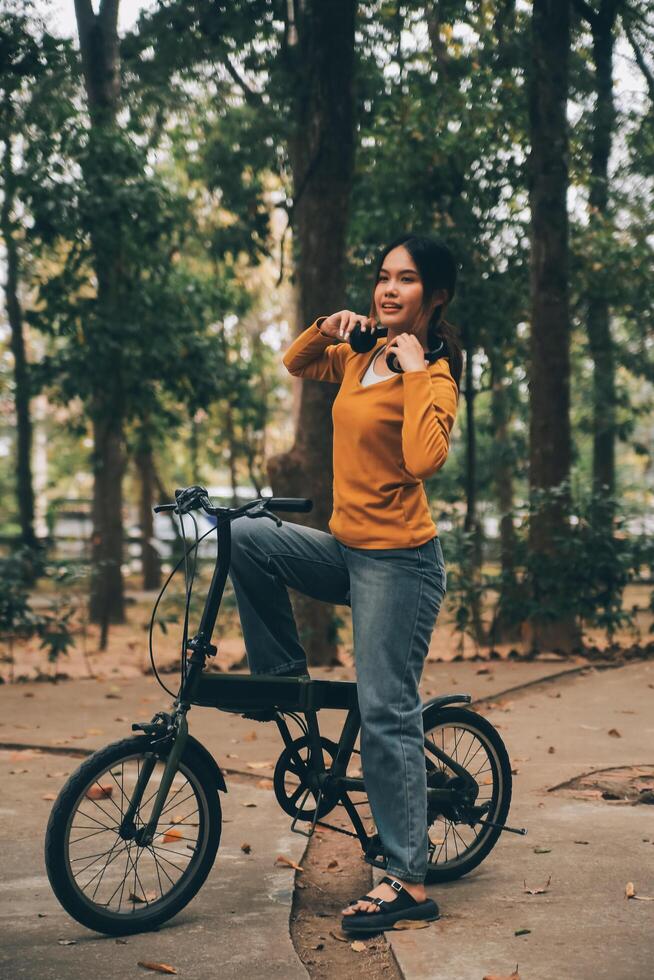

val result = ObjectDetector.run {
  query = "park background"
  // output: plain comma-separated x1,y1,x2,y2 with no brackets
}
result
0,0,653,683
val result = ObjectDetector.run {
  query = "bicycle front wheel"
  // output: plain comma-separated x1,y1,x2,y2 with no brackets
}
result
45,735,222,935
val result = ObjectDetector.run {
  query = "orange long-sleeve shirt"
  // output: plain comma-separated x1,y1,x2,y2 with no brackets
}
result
282,319,459,548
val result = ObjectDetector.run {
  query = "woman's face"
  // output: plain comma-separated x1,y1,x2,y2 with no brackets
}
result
373,246,427,333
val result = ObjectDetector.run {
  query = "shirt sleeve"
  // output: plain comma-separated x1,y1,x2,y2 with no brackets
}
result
282,318,351,384
401,359,459,480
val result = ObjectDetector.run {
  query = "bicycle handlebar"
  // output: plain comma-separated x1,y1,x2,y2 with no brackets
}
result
153,487,313,519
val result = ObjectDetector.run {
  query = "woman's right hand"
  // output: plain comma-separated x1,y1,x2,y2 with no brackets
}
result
320,310,377,341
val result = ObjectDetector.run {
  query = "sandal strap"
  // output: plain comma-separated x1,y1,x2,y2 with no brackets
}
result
380,876,420,906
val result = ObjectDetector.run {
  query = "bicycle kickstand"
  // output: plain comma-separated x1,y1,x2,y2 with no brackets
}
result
290,786,326,839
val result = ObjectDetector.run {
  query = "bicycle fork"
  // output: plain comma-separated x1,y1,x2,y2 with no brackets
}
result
119,711,190,846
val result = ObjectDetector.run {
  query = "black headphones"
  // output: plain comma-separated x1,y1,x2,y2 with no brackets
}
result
348,310,449,374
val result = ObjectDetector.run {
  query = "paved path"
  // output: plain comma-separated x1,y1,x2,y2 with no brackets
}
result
1,658,652,978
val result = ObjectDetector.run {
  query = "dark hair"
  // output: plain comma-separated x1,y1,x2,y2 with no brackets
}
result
369,233,463,392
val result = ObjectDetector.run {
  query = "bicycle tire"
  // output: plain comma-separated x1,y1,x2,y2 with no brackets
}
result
45,735,221,935
422,705,512,883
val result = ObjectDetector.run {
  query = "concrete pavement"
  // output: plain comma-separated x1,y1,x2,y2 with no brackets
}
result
1,658,652,978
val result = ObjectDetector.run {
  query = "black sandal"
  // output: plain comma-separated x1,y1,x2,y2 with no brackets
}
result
341,875,439,934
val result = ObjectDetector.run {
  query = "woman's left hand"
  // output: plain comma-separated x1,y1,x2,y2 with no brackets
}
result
387,333,427,373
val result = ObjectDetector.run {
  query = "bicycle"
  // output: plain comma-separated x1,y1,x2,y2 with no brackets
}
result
45,484,525,936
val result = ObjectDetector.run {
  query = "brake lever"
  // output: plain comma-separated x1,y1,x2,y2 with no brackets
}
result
245,500,282,527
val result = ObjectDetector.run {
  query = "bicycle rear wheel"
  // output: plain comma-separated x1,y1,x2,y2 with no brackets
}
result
45,735,221,935
423,706,512,883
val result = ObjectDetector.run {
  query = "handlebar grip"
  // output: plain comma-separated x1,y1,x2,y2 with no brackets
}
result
264,498,313,513
153,503,177,513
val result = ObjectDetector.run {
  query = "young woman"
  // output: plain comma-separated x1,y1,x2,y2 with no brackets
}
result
228,233,462,932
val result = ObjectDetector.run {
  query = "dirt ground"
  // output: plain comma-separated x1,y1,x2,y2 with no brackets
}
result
2,577,652,684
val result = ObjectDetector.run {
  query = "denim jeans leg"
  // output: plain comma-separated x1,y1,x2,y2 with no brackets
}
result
228,517,351,675
346,540,447,883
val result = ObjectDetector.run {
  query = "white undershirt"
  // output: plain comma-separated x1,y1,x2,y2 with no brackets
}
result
360,346,394,386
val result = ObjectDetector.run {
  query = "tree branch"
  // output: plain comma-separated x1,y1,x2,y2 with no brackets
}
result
222,55,264,109
623,18,654,100
571,0,598,28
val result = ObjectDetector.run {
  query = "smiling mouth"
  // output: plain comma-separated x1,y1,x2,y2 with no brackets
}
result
382,305,402,311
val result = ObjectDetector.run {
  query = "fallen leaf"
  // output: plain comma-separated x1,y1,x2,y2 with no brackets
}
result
327,859,339,869
514,928,531,936
483,966,521,979
86,728,104,736
547,746,556,754
128,891,157,904
85,783,113,800
137,963,178,975
625,881,636,898
243,731,258,742
476,667,491,674
351,941,367,952
392,919,430,930
524,875,551,895
241,842,252,854
57,939,77,946
10,769,29,775
511,768,519,775
162,827,183,843
241,802,257,808
42,793,56,801
608,728,621,738
533,847,551,854
574,840,589,845
245,761,273,770
275,854,304,872
171,814,185,825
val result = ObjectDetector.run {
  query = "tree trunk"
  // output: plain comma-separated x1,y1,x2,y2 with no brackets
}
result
267,0,357,667
89,411,125,640
527,0,580,653
74,0,126,627
461,322,485,645
1,126,37,555
135,444,161,591
584,1,620,505
488,350,522,644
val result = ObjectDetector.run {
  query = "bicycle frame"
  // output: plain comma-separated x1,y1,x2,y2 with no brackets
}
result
127,504,482,861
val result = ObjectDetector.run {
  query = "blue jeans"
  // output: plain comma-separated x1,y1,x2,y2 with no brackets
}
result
228,517,448,883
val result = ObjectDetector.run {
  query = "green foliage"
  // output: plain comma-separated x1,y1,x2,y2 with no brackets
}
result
0,548,78,664
444,484,653,652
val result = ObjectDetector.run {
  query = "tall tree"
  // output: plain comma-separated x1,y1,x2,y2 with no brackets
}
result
266,0,358,664
73,0,126,629
527,0,580,652
572,0,622,510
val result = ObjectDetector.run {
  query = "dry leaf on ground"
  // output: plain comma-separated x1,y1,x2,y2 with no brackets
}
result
608,728,622,738
42,793,56,801
524,875,551,895
241,802,257,807
350,941,367,952
243,731,257,742
483,967,520,980
137,962,178,975
625,882,654,901
392,919,431,930
245,761,273,770
241,843,252,854
57,939,77,946
275,854,304,872
162,827,183,843
85,783,113,800
533,846,551,854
